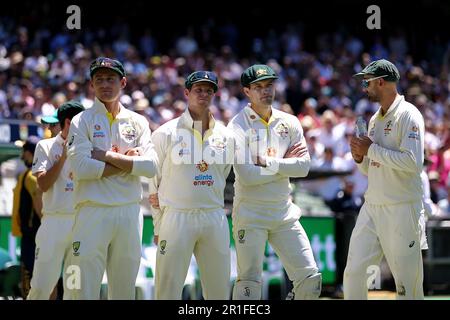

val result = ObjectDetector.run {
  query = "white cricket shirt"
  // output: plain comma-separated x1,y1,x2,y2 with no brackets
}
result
32,133,74,215
357,95,425,205
67,98,157,207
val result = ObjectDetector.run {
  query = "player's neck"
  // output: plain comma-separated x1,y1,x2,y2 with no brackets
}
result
101,99,120,118
251,104,272,122
380,91,398,116
189,108,211,134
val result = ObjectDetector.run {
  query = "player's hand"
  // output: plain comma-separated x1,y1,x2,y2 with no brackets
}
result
125,147,143,156
255,155,267,167
91,148,107,162
149,193,160,209
284,142,308,159
60,139,68,162
153,235,159,245
350,136,373,158
350,136,364,162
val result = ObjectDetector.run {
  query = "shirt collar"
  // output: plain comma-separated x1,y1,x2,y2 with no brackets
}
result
381,94,404,118
180,107,216,131
92,97,127,119
244,104,280,124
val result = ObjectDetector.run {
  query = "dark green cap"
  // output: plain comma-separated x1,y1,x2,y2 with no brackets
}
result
57,100,85,124
241,64,278,87
353,59,400,82
185,71,219,92
90,57,126,78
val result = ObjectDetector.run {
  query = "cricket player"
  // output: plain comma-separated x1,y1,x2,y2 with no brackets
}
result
67,57,158,299
28,101,85,300
149,71,234,300
345,59,425,299
11,136,42,298
228,64,321,300
41,110,61,138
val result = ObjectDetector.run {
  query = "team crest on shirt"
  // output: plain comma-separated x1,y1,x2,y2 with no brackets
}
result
35,247,39,260
238,230,245,243
196,160,209,172
383,120,393,136
121,125,136,142
72,241,80,256
68,135,75,146
159,240,167,255
32,158,38,167
275,123,289,139
210,136,226,151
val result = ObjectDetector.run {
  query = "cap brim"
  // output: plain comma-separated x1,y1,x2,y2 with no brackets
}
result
191,79,218,91
90,66,124,78
41,116,59,124
352,71,367,78
249,75,278,84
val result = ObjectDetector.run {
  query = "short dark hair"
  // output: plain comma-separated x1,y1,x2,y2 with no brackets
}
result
57,100,85,129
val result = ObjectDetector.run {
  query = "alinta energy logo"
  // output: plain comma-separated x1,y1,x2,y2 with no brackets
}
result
193,160,214,186
193,174,214,187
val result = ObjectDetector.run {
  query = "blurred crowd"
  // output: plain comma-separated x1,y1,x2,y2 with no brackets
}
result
0,18,449,216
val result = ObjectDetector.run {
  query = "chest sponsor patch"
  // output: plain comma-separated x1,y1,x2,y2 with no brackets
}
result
193,174,214,187
93,124,105,138
196,160,209,172
369,125,375,137
408,125,420,140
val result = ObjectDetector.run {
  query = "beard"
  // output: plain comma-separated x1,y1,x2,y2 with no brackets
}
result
260,97,273,106
367,92,379,102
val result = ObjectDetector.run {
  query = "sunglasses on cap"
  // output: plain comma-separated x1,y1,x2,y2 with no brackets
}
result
361,75,388,88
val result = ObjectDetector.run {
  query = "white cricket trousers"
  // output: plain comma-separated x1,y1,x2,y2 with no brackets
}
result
344,201,424,299
67,203,142,300
233,200,318,289
27,214,74,300
155,208,231,300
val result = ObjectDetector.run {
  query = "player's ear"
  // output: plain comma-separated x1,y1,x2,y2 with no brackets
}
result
184,88,190,98
243,86,251,97
120,77,127,89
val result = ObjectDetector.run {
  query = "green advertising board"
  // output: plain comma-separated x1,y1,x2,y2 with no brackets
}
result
0,215,335,284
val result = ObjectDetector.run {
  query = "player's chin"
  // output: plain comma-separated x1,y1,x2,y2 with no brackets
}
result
99,93,119,102
260,98,273,105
